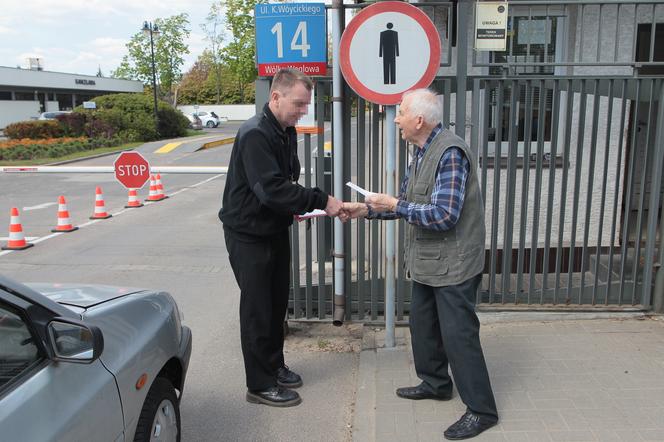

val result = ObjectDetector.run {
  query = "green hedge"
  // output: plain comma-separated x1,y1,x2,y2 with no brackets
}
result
0,137,121,161
72,93,190,141
5,93,190,143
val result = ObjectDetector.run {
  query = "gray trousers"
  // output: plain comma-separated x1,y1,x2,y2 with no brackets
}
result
409,274,498,419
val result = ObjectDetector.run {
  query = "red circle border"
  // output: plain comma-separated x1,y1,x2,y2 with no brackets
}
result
339,1,441,105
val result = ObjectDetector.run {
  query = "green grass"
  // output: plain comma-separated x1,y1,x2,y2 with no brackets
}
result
0,142,142,166
185,129,207,137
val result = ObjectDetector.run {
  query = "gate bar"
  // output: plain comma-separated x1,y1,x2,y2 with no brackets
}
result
1,166,229,174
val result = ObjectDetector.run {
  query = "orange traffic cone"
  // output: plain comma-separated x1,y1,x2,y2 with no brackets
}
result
2,207,34,250
146,175,167,202
154,174,168,200
51,195,78,232
90,186,112,219
125,189,144,208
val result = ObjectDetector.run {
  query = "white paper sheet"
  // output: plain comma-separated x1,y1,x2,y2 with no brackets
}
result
346,181,374,197
295,209,327,221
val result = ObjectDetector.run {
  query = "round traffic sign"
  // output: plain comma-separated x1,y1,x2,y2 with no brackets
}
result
114,151,151,189
340,1,441,105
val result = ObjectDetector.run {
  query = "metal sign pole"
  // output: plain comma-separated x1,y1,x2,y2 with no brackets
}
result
385,105,396,348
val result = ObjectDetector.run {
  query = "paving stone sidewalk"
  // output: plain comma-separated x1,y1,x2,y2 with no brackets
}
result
352,314,664,442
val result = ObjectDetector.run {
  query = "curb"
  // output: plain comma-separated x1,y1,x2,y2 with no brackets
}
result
197,137,235,151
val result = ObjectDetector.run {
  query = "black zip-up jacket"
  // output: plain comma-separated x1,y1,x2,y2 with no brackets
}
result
219,104,328,238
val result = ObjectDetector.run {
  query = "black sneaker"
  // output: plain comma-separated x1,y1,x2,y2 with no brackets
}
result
277,365,303,388
246,386,302,407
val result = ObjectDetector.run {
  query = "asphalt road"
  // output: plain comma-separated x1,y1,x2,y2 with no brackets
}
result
0,129,358,442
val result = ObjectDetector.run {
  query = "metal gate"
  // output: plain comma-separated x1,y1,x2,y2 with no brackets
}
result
288,0,664,320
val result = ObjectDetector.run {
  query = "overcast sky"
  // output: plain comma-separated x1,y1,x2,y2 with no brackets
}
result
0,0,216,76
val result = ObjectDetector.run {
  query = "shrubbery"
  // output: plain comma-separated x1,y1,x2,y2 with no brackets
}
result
4,120,64,140
0,137,120,161
5,93,190,143
76,93,190,141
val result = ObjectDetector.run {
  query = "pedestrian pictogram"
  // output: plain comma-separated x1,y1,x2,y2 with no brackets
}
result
340,1,441,105
114,151,151,189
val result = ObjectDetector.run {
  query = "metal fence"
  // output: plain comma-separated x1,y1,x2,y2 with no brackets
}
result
288,0,664,321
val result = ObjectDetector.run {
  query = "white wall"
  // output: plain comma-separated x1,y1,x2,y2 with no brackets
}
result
177,104,255,121
0,101,40,129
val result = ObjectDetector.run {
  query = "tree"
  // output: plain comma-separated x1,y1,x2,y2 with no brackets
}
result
201,3,225,104
176,51,255,105
112,14,191,102
220,0,264,102
96,65,104,77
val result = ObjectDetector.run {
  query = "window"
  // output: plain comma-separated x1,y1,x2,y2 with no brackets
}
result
0,303,41,390
14,92,34,101
0,91,11,100
485,13,561,155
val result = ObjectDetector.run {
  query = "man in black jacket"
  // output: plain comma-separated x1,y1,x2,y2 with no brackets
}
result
220,68,343,407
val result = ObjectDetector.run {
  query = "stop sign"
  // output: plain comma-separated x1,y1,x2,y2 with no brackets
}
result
114,151,151,189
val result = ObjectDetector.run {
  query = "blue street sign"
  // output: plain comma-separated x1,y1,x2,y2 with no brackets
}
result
255,3,327,76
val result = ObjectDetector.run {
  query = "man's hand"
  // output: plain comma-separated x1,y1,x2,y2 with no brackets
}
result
341,202,369,219
366,193,399,213
325,195,343,217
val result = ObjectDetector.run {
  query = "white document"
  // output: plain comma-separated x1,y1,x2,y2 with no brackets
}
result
295,209,327,221
346,181,375,197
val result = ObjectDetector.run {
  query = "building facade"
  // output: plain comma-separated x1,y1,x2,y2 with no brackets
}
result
0,66,143,129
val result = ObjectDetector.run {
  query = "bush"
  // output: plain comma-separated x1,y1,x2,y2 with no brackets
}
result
5,120,64,140
68,93,189,142
58,113,87,137
158,106,191,139
0,136,120,161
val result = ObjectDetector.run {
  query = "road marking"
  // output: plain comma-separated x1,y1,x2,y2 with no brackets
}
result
154,142,183,154
23,202,57,211
0,174,225,258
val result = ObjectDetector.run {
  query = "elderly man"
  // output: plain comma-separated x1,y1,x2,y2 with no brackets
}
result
343,88,498,439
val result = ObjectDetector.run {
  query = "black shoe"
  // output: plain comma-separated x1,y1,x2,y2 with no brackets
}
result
444,411,498,440
246,386,302,407
277,365,303,388
395,384,452,401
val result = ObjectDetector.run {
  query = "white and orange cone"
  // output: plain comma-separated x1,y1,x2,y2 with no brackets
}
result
51,195,78,232
146,175,167,202
154,174,168,200
2,207,34,250
90,186,112,219
125,189,144,208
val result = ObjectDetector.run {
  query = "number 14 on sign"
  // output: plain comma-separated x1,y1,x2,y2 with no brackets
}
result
271,21,310,58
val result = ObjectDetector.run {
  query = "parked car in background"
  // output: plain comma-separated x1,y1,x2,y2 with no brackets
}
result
193,111,220,128
37,111,71,120
185,113,203,130
0,275,192,442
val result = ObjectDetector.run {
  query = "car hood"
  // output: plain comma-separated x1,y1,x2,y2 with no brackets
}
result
25,283,147,309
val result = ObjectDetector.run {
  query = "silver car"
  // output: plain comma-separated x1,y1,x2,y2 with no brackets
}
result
0,275,192,442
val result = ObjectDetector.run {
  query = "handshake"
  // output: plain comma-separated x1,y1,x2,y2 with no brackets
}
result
323,193,399,222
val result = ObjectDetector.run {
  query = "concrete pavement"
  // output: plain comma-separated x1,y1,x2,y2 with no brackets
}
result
352,315,664,442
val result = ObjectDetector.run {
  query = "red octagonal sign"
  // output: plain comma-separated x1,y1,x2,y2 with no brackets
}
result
114,151,151,189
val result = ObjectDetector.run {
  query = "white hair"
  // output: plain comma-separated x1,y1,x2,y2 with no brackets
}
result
401,89,443,125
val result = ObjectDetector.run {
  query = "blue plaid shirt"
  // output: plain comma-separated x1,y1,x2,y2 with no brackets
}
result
369,124,470,231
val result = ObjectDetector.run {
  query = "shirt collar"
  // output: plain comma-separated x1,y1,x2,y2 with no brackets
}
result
417,123,444,156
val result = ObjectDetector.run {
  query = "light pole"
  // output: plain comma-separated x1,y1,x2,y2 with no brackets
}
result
142,21,160,136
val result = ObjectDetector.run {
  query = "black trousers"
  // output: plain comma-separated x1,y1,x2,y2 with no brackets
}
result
224,229,290,391
410,274,498,419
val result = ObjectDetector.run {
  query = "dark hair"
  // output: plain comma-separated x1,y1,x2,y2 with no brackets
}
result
270,68,313,94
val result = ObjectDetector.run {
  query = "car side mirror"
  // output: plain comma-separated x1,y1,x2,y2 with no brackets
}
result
46,318,104,364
